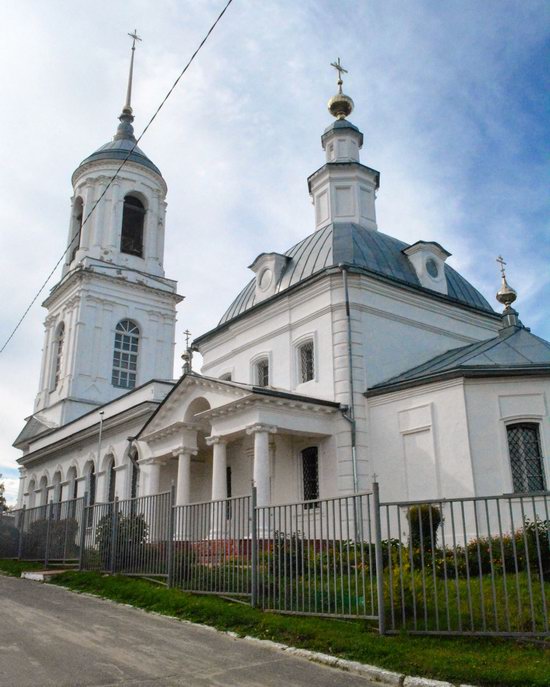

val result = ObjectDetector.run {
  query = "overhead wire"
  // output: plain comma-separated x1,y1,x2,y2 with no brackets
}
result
0,0,234,354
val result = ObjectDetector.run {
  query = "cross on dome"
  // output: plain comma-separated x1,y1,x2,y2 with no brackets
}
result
330,57,348,94
496,255,518,311
327,57,354,120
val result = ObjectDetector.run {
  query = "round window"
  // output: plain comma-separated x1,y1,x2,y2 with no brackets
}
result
426,258,439,278
259,268,273,291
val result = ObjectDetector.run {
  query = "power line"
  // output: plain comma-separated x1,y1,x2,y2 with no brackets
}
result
0,0,234,354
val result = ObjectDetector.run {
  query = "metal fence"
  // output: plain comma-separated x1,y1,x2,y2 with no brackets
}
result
379,492,549,636
173,494,252,595
1,485,548,638
0,498,85,564
81,493,172,578
256,491,378,619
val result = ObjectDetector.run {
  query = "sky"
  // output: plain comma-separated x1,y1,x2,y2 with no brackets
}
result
0,0,548,505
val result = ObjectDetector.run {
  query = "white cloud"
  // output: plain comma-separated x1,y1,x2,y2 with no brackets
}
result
0,0,548,477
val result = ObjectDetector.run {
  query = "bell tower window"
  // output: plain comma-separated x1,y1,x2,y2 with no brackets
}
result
70,196,84,263
112,320,139,389
51,322,65,391
120,195,145,257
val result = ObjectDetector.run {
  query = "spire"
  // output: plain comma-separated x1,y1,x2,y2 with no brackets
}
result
114,30,142,142
496,255,522,329
328,58,354,120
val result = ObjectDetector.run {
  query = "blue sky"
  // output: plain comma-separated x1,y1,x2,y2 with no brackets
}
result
0,0,548,503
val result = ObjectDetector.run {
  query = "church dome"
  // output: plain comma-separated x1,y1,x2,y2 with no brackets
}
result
219,223,494,325
75,136,162,179
73,110,162,181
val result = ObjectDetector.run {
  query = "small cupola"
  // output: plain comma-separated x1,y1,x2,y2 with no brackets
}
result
403,241,451,295
249,252,290,302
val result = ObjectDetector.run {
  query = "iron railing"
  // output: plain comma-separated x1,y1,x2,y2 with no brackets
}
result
379,492,549,636
1,485,548,638
255,491,378,619
172,494,252,595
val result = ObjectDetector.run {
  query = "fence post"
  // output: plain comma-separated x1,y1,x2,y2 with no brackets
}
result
166,484,175,588
17,506,26,560
78,492,89,571
44,501,54,567
109,498,119,574
250,486,258,608
373,481,386,635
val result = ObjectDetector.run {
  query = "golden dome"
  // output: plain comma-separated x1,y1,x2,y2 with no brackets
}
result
328,93,354,120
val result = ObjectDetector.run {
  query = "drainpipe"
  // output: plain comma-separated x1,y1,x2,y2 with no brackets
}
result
339,264,359,495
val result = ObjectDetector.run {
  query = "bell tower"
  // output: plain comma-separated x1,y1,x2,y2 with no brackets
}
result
32,33,182,428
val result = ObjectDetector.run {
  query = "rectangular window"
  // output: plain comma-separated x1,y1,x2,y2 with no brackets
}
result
256,359,269,387
299,341,314,383
302,446,319,507
507,423,546,493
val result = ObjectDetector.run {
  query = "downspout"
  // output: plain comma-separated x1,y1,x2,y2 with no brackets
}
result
339,264,359,494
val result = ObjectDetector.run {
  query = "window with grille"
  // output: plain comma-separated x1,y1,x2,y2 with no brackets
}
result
112,320,139,389
120,195,145,257
51,322,65,390
302,446,319,507
507,423,546,493
299,340,315,383
256,358,269,387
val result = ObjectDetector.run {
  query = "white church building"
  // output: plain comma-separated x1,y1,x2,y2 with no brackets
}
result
14,53,550,515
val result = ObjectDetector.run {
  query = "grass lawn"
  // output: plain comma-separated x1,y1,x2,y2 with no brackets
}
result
1,560,547,686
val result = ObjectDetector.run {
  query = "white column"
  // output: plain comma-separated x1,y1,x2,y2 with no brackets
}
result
246,424,277,507
146,462,161,496
16,469,26,509
175,448,196,506
206,436,227,539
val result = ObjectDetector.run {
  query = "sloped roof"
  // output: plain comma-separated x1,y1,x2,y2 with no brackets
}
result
218,223,494,326
367,324,550,396
13,416,55,449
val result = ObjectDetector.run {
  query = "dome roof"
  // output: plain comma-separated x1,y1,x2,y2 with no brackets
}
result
219,223,494,325
73,110,162,181
75,137,162,177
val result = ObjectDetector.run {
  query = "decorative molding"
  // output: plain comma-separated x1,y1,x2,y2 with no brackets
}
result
205,435,228,446
246,423,278,435
171,446,198,458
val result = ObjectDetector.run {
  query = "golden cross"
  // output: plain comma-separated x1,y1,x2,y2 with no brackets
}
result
496,255,507,277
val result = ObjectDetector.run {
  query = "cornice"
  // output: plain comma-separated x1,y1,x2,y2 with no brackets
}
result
140,420,202,444
367,377,465,406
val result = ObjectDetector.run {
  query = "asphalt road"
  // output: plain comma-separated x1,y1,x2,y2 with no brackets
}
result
0,574,377,686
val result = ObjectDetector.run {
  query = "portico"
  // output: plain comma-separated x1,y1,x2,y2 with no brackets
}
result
136,373,342,523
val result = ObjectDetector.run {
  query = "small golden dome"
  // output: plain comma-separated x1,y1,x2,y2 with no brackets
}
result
496,276,517,308
328,93,354,120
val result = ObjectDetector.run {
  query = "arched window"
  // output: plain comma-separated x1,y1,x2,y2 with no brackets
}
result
120,195,145,257
112,320,139,389
107,457,116,502
27,480,36,509
70,196,84,262
39,475,48,507
87,465,96,526
130,450,140,500
507,423,546,493
51,322,65,390
255,358,269,387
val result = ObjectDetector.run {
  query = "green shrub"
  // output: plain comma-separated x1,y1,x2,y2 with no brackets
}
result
407,504,442,551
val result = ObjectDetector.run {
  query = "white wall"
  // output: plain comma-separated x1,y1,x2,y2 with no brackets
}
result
464,377,550,495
